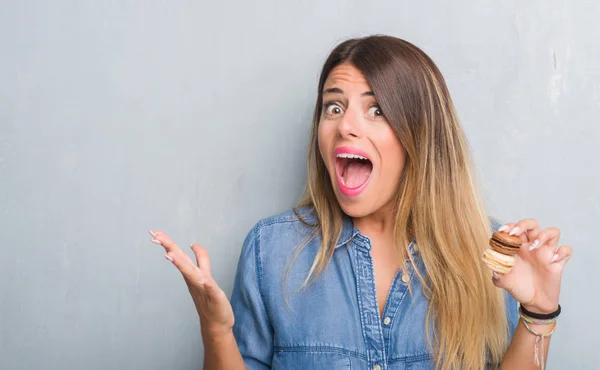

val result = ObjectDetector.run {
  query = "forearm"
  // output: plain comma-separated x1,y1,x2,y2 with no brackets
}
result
202,327,247,370
501,320,552,370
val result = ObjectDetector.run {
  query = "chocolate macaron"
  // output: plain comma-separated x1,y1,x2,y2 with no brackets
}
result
489,231,522,256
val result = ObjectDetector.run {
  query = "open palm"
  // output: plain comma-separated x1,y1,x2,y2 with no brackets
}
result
149,230,234,334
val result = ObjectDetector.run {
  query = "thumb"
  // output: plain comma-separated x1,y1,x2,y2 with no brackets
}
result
190,244,226,299
491,270,515,293
190,244,212,277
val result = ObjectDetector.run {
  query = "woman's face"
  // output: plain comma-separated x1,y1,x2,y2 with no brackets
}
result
318,63,406,219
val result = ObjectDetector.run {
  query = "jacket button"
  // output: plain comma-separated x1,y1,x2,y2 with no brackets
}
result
401,274,409,283
383,317,391,325
373,365,382,370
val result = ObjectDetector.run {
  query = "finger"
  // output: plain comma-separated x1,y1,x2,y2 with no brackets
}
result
150,231,204,281
190,244,212,274
150,231,180,254
165,250,207,284
508,219,540,243
497,223,515,233
528,227,561,252
498,221,534,240
550,245,572,265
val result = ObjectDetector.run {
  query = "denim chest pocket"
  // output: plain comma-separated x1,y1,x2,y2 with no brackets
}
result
386,353,435,370
272,349,352,370
404,359,435,370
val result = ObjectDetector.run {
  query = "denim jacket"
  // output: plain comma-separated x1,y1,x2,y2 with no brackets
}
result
230,208,518,369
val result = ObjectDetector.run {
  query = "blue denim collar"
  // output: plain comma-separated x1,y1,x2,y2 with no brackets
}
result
335,213,419,257
334,213,360,249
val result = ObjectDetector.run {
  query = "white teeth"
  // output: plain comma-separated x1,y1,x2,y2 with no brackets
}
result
336,153,368,160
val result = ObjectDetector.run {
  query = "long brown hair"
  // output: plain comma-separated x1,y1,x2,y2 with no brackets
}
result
296,35,508,369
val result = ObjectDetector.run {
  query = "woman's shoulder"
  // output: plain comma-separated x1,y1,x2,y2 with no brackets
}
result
242,206,319,254
253,206,318,230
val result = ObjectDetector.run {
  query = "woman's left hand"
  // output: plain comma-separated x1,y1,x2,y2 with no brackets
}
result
492,219,573,314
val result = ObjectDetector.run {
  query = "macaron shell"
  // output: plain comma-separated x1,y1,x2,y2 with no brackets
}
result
491,231,522,249
484,248,516,266
483,257,512,274
489,239,519,255
482,248,516,274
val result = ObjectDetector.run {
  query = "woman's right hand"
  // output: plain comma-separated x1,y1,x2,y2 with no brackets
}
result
149,230,235,336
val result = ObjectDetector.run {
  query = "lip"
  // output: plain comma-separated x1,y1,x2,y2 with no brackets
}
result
334,146,371,160
334,146,372,197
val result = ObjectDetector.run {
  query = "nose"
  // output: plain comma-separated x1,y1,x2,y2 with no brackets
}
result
337,106,361,139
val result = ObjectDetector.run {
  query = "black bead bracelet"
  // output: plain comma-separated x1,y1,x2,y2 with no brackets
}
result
520,304,561,320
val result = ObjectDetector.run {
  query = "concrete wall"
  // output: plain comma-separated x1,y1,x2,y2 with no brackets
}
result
1,1,597,368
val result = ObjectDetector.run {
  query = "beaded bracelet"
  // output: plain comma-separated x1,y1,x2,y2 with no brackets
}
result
519,312,557,326
520,318,557,370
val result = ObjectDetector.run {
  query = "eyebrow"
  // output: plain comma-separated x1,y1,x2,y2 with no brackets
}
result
323,87,374,97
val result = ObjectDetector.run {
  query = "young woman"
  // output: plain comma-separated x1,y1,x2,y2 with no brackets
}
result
149,35,572,369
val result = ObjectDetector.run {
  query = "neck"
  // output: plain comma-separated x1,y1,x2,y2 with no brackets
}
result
352,204,395,242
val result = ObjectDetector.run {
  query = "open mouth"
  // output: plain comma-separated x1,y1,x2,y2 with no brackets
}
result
335,151,373,195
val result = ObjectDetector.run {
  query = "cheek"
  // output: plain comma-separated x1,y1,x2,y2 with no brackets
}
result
377,129,406,180
317,122,335,167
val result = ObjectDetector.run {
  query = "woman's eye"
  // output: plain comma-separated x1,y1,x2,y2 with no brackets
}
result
325,103,343,115
368,105,383,118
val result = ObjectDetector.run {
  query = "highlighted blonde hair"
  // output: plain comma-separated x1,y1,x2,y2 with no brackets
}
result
296,35,508,369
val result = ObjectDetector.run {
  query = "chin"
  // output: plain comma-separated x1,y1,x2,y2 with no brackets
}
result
335,194,378,219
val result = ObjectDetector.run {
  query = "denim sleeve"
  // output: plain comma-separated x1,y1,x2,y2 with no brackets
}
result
504,291,519,339
230,225,273,369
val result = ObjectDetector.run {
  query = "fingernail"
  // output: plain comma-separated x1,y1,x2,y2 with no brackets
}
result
164,254,173,262
528,239,540,251
151,239,161,244
148,230,157,237
509,226,520,236
550,254,560,263
492,272,499,280
498,225,509,232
